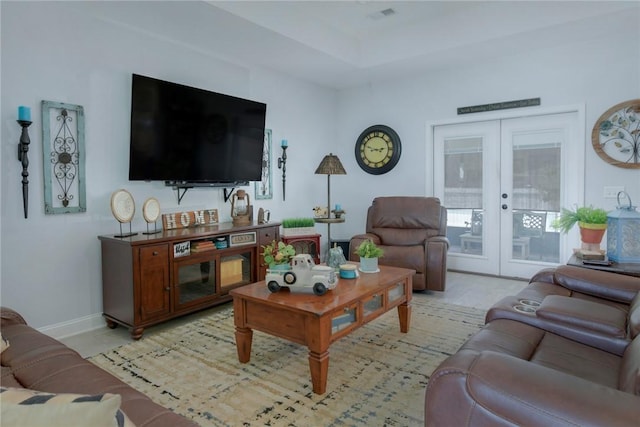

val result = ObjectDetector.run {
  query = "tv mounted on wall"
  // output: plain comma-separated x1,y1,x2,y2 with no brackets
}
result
128,74,267,187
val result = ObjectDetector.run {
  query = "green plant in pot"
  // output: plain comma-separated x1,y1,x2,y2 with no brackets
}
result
282,217,315,228
282,217,316,237
262,240,296,269
553,205,608,250
354,239,384,273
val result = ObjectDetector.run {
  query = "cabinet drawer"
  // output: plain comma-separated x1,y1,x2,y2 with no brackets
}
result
331,303,359,339
258,226,279,246
362,292,385,321
140,244,169,265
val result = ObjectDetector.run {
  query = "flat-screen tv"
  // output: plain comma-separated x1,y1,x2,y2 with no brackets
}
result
129,74,267,186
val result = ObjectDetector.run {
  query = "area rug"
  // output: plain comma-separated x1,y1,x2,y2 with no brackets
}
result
89,294,485,426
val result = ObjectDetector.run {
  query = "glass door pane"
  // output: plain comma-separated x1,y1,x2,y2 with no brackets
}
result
511,132,561,262
176,258,217,307
220,251,253,293
500,113,579,278
444,137,484,256
434,120,500,276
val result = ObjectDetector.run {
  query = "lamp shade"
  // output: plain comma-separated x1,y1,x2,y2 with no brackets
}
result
315,153,346,175
607,191,640,263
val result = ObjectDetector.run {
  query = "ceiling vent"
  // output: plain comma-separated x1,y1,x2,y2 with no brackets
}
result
368,8,396,20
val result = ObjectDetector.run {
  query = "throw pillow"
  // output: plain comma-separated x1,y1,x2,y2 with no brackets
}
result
0,387,136,427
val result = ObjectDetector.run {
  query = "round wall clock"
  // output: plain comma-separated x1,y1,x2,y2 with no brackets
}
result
142,197,160,223
355,124,402,175
591,99,640,169
110,189,135,223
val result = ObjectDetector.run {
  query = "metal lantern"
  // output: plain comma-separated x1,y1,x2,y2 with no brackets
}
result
607,191,640,263
231,189,251,226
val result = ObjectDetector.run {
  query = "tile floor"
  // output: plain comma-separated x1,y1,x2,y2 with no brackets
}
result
60,271,527,358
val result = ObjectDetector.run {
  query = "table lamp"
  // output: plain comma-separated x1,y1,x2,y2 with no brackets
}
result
314,153,346,219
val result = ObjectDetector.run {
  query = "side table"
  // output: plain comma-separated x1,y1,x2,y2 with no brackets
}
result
282,234,321,264
567,254,640,277
314,217,345,262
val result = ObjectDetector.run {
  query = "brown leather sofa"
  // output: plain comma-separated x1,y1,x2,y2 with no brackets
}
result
486,265,640,355
349,197,449,291
425,268,640,426
0,307,196,427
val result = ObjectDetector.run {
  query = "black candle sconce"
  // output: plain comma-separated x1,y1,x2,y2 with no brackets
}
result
17,106,32,218
277,139,288,201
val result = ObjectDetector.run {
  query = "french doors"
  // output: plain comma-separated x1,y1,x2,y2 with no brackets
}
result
433,110,583,278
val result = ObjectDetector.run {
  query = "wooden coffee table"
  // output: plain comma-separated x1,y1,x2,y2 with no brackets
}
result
230,264,414,394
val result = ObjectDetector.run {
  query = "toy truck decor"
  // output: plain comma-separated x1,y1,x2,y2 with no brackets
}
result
266,254,337,296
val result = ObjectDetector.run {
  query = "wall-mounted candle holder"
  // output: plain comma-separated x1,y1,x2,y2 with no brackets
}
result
17,106,32,219
277,139,288,201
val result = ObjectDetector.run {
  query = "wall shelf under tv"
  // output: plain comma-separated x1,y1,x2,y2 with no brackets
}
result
165,181,250,204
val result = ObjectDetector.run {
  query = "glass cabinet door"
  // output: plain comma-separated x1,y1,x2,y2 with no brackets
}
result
219,250,253,293
173,247,255,308
175,257,217,307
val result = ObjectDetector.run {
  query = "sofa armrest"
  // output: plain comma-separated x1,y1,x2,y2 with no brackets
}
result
426,349,640,427
529,267,557,285
554,265,640,304
424,235,449,247
1,307,27,328
423,236,449,291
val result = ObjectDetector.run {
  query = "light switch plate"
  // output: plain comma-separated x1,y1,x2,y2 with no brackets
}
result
604,186,625,198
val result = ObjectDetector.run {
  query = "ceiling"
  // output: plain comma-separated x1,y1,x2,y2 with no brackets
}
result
84,1,640,90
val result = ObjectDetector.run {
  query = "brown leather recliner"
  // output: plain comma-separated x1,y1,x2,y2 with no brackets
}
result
425,268,640,426
349,197,449,291
486,265,640,355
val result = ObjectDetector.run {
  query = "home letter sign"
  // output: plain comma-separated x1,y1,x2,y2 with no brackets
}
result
162,208,219,230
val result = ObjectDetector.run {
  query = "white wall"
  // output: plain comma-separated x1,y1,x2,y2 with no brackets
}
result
334,7,640,240
0,2,337,332
1,2,639,333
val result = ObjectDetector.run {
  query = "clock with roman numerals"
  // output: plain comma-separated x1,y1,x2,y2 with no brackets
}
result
355,125,402,175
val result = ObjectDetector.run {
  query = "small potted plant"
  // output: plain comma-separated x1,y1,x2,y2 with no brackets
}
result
261,240,296,270
553,205,608,249
281,217,316,237
354,239,384,273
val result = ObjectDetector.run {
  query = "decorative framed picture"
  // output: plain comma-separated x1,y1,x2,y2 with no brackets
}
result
41,100,86,214
591,99,640,169
255,129,273,199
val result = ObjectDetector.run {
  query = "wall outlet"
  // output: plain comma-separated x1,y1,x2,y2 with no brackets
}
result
604,186,625,198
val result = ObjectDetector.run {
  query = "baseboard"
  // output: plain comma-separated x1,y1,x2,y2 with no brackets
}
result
37,313,106,340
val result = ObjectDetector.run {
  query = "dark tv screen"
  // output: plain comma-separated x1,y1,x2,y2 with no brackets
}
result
129,74,266,184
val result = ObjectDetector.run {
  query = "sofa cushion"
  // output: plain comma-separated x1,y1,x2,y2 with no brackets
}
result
368,197,442,246
536,295,628,338
0,387,135,427
619,336,640,395
553,265,640,304
377,244,424,273
462,318,621,389
1,307,197,427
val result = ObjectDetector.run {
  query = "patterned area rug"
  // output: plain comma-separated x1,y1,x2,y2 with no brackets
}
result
89,294,485,426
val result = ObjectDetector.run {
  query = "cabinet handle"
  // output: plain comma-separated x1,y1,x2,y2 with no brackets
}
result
165,287,170,291
153,251,159,256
